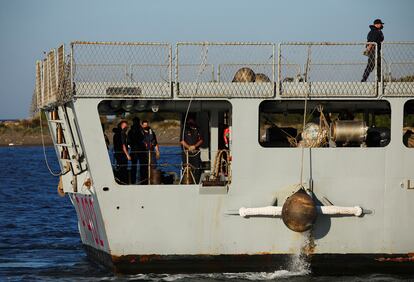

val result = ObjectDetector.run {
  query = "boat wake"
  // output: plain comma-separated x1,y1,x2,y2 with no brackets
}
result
120,252,310,281
122,268,309,281
121,231,312,281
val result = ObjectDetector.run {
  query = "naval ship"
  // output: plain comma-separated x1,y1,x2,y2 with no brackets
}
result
32,41,414,274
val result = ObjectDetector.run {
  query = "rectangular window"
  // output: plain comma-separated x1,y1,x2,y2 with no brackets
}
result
98,100,232,186
259,100,391,148
404,100,414,148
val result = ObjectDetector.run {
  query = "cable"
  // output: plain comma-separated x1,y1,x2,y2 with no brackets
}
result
181,43,209,142
299,91,309,187
40,110,62,177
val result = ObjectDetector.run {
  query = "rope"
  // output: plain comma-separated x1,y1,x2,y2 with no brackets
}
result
211,149,231,180
39,110,62,177
181,43,209,142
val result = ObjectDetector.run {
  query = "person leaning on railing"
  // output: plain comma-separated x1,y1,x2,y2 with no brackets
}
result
361,19,384,82
140,120,160,184
180,118,204,183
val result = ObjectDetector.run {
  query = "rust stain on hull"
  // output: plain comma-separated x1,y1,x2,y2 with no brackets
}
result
85,245,414,275
376,253,414,262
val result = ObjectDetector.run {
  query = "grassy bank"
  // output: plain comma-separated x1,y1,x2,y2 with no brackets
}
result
0,116,181,147
0,116,52,146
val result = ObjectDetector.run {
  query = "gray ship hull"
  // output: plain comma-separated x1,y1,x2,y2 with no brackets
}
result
31,41,414,274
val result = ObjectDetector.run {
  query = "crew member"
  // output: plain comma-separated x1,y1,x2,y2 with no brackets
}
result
113,120,130,184
128,117,145,184
361,19,384,82
141,120,160,184
180,118,204,183
102,123,110,149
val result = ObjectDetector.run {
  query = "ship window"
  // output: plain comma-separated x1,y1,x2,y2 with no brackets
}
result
403,100,414,148
98,100,232,186
259,100,391,148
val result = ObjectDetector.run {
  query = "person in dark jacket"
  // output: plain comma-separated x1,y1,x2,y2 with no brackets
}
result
113,120,131,184
140,120,160,184
180,118,204,183
361,19,384,82
128,117,145,184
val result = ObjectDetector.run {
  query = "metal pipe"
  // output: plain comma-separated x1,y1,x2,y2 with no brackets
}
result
238,205,364,218
277,43,282,96
70,43,74,95
272,44,276,84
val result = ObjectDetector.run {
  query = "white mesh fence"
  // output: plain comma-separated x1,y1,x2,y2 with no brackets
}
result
279,42,378,97
71,42,172,98
31,41,414,111
382,42,414,96
175,42,276,98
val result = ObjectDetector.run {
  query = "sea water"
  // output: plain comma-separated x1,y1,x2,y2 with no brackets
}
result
0,146,411,281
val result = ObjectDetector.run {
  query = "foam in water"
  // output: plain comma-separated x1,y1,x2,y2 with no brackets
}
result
117,230,313,281
122,232,312,281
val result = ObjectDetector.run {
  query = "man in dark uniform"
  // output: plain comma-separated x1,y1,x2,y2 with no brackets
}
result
361,19,384,82
180,118,204,183
128,117,145,184
113,120,131,184
140,120,160,184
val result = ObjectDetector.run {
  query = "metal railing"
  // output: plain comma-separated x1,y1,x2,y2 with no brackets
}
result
278,42,379,97
71,41,172,98
32,45,70,111
175,42,276,98
382,42,414,96
110,149,231,186
31,41,414,112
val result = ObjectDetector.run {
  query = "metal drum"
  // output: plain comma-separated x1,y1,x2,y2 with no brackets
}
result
331,120,368,143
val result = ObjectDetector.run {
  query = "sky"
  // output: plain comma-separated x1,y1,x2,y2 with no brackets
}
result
0,0,413,119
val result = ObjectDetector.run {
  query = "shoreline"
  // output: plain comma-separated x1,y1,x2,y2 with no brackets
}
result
1,125,181,148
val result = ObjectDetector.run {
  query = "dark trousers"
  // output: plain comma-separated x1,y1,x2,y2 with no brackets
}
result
182,151,202,183
115,154,128,184
362,52,381,82
130,152,140,184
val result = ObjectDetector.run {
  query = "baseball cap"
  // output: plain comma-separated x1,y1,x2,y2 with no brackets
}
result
374,19,384,25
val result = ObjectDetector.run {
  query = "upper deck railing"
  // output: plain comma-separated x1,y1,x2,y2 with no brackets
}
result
279,42,378,97
175,42,276,98
32,41,414,111
381,42,414,96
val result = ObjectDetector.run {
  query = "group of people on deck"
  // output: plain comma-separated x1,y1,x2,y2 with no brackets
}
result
110,117,204,185
112,117,160,184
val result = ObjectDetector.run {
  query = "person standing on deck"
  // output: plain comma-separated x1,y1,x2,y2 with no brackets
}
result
140,120,160,184
180,118,204,183
113,120,131,184
102,123,110,149
361,19,384,82
128,117,145,184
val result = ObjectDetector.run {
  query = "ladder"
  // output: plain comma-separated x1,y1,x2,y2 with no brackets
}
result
47,104,86,176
